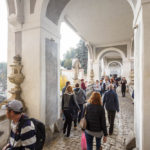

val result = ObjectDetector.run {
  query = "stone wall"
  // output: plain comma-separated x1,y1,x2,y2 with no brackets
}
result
0,110,9,149
45,39,58,127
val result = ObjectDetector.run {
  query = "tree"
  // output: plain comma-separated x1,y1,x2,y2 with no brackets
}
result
63,59,72,70
61,40,88,74
76,40,88,74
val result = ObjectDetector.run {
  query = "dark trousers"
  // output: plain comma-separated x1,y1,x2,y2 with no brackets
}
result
100,91,103,96
73,109,78,127
85,131,102,150
78,104,83,123
74,104,83,127
63,110,72,136
122,87,126,97
107,110,116,134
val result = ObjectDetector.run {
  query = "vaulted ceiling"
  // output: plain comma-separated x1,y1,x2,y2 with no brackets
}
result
61,0,134,46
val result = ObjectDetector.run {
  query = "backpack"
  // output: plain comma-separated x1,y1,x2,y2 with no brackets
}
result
75,89,86,104
18,116,46,150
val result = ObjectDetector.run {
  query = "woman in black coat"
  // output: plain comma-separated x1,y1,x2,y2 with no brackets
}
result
83,92,108,150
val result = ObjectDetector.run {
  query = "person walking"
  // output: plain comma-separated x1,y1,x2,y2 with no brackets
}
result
103,77,110,93
2,100,37,150
62,81,70,94
62,85,80,137
110,79,117,93
93,80,101,94
100,79,104,96
84,92,108,150
103,84,119,135
121,77,127,97
81,79,86,92
74,83,86,126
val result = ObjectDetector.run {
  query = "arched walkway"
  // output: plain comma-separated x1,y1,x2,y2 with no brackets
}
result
5,0,150,149
95,47,126,63
107,61,122,67
44,88,134,150
107,61,123,76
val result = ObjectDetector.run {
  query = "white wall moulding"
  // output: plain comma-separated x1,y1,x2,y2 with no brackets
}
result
8,0,24,26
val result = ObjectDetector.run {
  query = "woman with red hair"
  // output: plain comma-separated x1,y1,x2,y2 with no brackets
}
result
84,92,108,150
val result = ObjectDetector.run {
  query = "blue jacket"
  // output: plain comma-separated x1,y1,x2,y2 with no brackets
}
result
62,86,67,95
103,90,119,112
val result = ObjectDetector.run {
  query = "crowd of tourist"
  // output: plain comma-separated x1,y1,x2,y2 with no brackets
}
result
61,76,127,150
1,76,128,150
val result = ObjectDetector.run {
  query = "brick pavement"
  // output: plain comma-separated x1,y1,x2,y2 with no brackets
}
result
44,89,134,150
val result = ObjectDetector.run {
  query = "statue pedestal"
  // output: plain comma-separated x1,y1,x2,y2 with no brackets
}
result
89,69,94,85
73,79,81,87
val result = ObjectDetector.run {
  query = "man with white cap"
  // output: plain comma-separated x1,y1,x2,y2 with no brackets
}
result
2,100,36,150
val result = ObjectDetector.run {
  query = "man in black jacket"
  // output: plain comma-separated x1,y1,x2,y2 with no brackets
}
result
121,77,127,97
103,84,119,135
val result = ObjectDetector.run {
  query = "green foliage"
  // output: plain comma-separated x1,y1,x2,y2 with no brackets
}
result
63,59,72,70
61,40,88,74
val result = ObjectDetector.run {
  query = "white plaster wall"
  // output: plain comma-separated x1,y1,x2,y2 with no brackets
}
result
140,2,150,149
134,7,142,150
21,28,41,120
122,59,131,82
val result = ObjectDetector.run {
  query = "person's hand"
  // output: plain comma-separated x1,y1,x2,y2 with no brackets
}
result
2,144,10,150
103,136,107,143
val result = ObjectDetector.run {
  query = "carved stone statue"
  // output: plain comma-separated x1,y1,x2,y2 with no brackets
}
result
8,55,25,101
0,55,26,109
72,58,81,81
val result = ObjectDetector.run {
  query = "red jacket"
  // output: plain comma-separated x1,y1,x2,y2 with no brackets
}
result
81,82,86,90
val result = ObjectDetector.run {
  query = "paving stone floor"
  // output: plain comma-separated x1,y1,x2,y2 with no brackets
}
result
44,88,134,150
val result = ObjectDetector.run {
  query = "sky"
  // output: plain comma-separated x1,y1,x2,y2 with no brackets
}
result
60,22,81,60
0,1,80,62
0,0,8,63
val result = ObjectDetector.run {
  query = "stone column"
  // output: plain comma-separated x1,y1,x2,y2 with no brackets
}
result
122,59,131,82
89,60,94,84
103,57,108,76
134,1,150,149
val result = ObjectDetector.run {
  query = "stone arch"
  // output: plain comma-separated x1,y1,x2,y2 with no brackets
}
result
6,0,24,25
96,47,126,63
107,61,123,76
40,0,135,25
107,61,122,67
40,0,70,25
